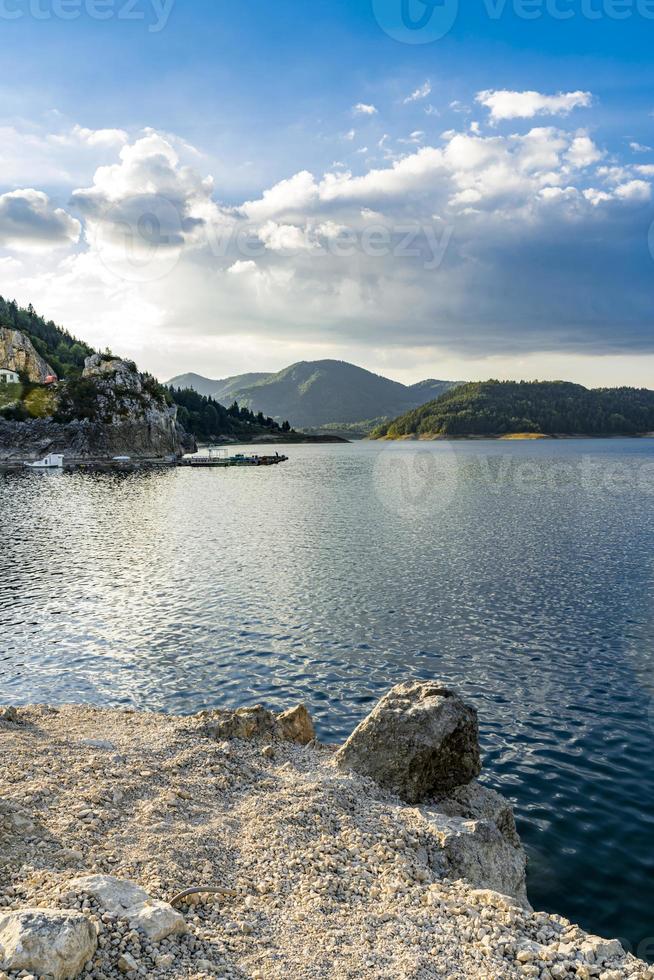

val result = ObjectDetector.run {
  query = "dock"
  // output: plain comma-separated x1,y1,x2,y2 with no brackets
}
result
177,452,289,468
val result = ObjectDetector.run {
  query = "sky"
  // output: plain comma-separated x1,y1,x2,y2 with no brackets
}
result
1,0,654,385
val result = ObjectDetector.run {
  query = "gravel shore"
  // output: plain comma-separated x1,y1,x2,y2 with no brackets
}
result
0,703,651,980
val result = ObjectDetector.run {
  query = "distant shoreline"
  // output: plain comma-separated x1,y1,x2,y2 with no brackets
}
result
373,432,654,442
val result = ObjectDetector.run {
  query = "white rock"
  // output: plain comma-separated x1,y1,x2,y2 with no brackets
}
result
118,951,138,973
81,738,116,750
580,936,624,965
69,874,150,912
127,900,186,941
69,875,186,940
0,909,96,980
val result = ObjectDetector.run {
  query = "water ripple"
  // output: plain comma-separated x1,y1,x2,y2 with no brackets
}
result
1,440,654,954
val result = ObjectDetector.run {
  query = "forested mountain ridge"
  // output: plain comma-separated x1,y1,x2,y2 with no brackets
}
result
167,360,462,430
372,380,654,438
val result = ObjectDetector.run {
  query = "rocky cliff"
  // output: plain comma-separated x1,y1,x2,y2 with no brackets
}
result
0,349,195,461
0,326,55,382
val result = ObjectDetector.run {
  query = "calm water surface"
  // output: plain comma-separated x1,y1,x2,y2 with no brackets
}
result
2,439,654,956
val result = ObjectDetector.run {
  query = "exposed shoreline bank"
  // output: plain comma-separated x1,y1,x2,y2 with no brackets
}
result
1,686,650,979
371,432,654,441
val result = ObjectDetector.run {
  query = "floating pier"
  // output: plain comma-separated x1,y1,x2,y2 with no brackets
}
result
177,451,289,468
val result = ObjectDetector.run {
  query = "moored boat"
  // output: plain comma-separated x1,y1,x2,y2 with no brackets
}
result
24,453,64,469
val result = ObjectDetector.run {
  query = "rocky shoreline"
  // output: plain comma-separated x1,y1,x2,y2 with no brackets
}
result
0,684,650,980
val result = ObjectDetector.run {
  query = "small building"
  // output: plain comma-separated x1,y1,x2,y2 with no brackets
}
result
44,374,58,385
0,368,19,385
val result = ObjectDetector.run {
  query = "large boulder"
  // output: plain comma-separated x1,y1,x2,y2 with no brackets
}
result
0,908,96,979
335,682,481,802
68,875,186,941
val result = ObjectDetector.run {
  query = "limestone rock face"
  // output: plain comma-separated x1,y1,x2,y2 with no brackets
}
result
0,327,55,383
335,682,481,802
0,353,195,461
0,908,96,979
69,875,186,941
205,702,315,745
423,783,529,906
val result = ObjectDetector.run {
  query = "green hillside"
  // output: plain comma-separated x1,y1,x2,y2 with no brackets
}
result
167,360,461,430
372,380,654,439
0,297,291,442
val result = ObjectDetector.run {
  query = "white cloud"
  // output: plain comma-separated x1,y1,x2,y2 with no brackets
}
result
583,187,613,206
404,82,431,104
2,118,653,377
0,189,80,251
614,179,651,201
227,260,257,275
477,89,592,122
353,103,378,116
257,221,318,253
70,132,220,258
630,141,652,153
242,170,318,221
64,125,129,148
565,135,603,168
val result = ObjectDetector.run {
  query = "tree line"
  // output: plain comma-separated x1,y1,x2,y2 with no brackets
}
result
168,386,292,440
373,380,654,438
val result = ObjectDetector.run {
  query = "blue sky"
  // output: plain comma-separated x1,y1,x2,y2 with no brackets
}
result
1,0,654,383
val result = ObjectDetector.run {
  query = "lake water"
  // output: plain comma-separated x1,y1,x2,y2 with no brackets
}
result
2,439,654,957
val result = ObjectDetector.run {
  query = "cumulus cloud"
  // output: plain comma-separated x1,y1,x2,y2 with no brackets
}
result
70,132,218,264
404,82,431,104
0,189,80,250
477,89,592,122
353,103,378,116
242,170,319,221
614,179,651,201
2,116,654,371
565,135,603,168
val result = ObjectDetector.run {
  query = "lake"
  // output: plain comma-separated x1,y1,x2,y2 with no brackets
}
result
1,438,653,957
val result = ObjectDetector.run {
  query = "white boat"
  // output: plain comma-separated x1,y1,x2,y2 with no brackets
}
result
24,453,64,469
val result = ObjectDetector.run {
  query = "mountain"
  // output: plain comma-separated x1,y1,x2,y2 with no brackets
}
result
167,360,462,430
167,371,271,400
372,380,654,439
